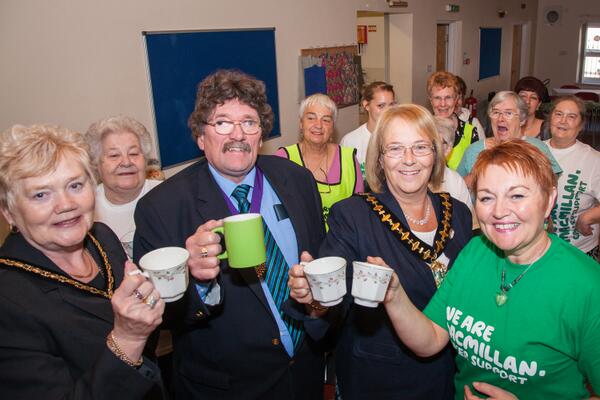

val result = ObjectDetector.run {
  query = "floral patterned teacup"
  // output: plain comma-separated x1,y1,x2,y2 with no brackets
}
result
303,257,347,307
351,261,393,308
139,247,190,302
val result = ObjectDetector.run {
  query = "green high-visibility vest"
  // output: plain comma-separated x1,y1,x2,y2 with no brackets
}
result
447,122,474,170
283,144,357,230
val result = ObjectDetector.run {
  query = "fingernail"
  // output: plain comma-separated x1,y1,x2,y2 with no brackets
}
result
128,269,150,278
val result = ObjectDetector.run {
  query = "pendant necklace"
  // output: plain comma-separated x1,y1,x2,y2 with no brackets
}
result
495,240,549,307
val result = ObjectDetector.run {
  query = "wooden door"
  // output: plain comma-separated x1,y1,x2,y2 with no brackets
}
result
510,25,522,89
436,24,448,71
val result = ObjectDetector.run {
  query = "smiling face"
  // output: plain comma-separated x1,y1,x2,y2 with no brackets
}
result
475,164,555,262
429,86,458,118
364,89,396,128
198,99,263,183
300,103,335,145
490,98,522,142
380,117,434,200
2,155,95,254
98,131,146,201
549,99,583,148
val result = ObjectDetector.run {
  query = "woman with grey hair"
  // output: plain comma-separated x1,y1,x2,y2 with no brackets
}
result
275,93,363,229
85,115,161,258
0,124,165,399
546,95,600,261
456,91,561,189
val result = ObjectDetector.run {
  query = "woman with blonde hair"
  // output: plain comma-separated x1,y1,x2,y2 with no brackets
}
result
289,104,473,399
0,124,165,399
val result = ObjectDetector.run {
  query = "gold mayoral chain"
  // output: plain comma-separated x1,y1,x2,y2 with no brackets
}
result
360,193,453,288
0,232,115,299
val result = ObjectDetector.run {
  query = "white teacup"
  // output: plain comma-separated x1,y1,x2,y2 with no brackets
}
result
351,261,393,308
139,247,190,302
303,256,347,307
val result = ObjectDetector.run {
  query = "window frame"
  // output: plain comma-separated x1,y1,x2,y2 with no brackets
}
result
579,23,600,85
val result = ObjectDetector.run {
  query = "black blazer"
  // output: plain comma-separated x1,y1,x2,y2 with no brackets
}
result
133,156,327,400
320,189,473,400
0,223,163,400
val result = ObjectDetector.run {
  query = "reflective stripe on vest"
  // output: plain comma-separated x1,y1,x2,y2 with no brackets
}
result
447,122,474,170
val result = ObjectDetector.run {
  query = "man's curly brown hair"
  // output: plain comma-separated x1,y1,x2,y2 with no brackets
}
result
188,69,274,140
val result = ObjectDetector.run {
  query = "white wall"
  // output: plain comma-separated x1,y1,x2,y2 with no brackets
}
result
0,0,357,173
357,15,387,82
388,14,413,104
356,0,540,107
534,0,600,89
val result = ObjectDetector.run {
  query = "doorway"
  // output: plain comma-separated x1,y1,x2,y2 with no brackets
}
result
436,24,449,71
356,11,413,109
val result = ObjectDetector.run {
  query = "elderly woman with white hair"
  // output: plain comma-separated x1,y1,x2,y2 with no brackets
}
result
0,124,165,399
457,91,562,189
85,116,161,257
275,93,363,229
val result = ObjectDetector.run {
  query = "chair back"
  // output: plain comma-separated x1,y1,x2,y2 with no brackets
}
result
575,92,600,102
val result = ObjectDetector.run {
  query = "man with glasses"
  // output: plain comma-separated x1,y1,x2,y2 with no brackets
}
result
134,70,328,399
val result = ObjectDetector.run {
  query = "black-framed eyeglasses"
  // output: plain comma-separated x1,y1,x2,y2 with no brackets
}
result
203,119,261,135
382,143,435,159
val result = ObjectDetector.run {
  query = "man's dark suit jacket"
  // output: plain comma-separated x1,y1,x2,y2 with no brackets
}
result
133,156,327,400
0,223,163,400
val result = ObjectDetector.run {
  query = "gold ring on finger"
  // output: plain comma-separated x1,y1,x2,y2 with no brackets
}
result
144,295,158,309
200,247,209,258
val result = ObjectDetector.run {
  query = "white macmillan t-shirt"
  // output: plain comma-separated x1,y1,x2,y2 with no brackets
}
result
341,123,371,170
546,140,600,252
95,179,162,258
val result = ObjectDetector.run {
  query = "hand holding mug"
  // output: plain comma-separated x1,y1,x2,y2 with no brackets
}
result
110,261,165,363
366,256,406,306
185,219,224,281
288,251,315,305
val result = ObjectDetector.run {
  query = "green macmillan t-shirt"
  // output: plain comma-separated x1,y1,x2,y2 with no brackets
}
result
424,234,600,399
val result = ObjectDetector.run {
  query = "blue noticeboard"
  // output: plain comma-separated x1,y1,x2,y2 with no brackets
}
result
478,28,502,81
144,28,280,168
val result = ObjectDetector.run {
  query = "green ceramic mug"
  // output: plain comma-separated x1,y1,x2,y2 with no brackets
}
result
212,213,266,268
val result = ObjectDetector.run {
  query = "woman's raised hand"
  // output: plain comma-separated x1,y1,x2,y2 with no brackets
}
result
110,261,165,363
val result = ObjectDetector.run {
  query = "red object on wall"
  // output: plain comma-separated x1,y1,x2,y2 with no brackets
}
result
464,90,478,119
357,25,368,44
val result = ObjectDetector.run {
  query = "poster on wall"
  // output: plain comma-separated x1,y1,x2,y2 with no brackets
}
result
478,27,502,80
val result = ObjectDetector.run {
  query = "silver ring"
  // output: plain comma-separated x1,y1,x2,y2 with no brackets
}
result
200,247,209,258
144,295,158,309
133,289,144,300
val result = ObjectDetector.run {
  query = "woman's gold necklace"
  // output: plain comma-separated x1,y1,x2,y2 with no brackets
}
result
69,249,97,280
